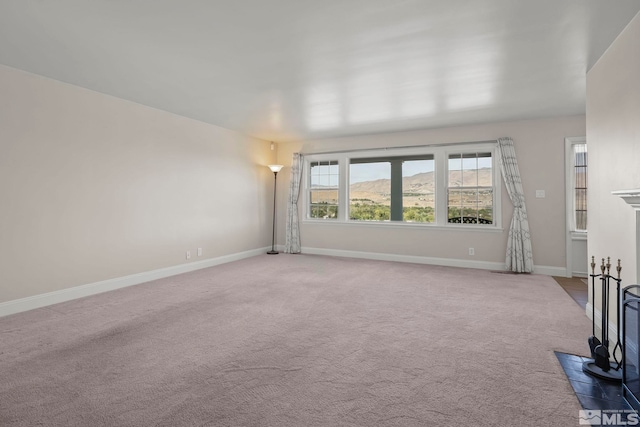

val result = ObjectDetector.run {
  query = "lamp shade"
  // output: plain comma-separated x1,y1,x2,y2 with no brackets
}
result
268,164,284,173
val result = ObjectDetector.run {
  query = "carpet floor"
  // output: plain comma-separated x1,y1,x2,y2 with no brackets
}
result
0,254,591,426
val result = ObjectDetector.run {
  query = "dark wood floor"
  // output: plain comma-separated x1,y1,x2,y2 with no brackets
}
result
553,276,588,309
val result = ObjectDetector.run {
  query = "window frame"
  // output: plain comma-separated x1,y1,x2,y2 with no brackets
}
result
349,154,436,223
565,136,588,236
302,143,502,231
445,151,495,225
308,160,340,220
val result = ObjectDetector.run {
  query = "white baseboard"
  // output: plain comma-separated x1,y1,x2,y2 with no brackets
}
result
301,246,565,276
533,265,567,276
1,245,566,318
0,247,269,318
586,302,619,342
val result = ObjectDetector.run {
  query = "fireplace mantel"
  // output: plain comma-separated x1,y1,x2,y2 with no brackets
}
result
612,189,640,210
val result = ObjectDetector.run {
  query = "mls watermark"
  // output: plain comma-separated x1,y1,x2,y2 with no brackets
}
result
579,410,639,426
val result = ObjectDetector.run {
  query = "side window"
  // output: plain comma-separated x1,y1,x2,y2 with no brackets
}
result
573,144,587,231
447,152,493,224
309,160,339,219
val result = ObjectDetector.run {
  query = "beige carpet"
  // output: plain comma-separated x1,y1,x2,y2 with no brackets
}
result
0,254,590,426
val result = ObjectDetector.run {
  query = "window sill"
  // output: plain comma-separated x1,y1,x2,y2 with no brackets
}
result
302,219,504,233
570,231,587,241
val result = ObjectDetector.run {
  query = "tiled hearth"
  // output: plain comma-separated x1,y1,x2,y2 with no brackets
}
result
556,351,632,411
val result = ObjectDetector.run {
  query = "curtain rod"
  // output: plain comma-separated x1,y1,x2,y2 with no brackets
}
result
300,139,498,156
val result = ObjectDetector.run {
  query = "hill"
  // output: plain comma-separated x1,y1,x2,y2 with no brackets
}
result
349,168,491,205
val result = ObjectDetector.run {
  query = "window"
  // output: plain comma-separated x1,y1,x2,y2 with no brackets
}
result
565,137,587,276
309,160,339,219
349,155,435,223
304,143,500,229
573,143,587,231
447,152,493,224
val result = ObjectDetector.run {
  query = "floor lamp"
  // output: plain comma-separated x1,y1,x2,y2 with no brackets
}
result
267,164,284,255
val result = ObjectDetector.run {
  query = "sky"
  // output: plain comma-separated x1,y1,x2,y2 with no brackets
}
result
349,158,492,184
350,160,434,184
312,157,492,186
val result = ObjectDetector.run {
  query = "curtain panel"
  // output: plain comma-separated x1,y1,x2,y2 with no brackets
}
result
497,137,534,273
284,153,303,253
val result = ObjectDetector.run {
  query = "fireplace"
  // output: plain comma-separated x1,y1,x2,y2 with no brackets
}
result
622,286,640,411
614,189,640,410
612,189,640,284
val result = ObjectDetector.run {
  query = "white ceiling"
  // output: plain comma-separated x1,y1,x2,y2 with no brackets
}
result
0,1,639,143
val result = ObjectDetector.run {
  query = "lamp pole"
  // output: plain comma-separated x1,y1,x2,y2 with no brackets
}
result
267,165,283,254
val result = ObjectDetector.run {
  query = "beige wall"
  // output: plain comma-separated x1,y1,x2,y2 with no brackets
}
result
277,115,586,271
0,65,274,303
587,12,640,324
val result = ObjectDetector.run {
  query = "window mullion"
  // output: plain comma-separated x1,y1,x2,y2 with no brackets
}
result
435,151,447,226
339,157,349,221
390,160,403,221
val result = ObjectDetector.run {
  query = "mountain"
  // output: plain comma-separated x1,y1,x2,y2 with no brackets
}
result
349,168,492,201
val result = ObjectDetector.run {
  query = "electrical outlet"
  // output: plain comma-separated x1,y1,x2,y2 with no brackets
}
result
536,190,546,198
197,248,202,256
186,250,191,260
469,248,475,256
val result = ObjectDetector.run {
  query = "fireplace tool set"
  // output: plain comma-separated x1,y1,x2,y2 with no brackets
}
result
584,256,623,382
